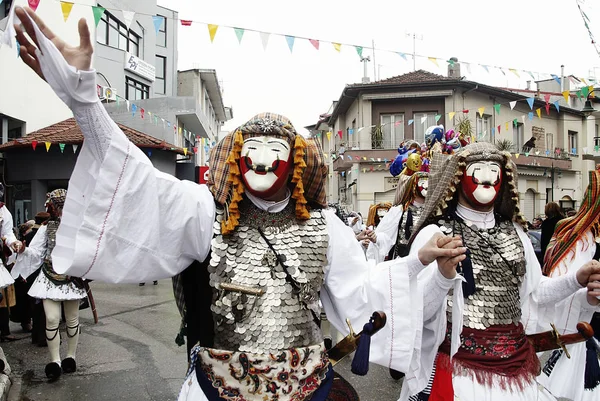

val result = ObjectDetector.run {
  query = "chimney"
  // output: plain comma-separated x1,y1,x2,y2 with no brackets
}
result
448,57,461,78
526,81,531,90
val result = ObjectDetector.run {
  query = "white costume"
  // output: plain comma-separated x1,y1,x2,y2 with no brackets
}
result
0,206,17,289
366,205,403,264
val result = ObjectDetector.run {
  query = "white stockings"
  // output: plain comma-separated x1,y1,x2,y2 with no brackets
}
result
43,299,80,364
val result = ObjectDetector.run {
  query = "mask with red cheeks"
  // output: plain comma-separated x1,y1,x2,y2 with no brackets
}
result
239,136,292,198
461,161,503,208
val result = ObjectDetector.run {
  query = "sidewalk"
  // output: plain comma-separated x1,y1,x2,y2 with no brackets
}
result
0,347,11,401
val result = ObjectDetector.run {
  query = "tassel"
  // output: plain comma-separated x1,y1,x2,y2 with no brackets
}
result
585,338,600,390
404,209,413,240
459,249,476,297
351,316,375,376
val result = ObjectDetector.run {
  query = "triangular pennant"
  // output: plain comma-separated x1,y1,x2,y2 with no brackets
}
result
338,130,343,139
234,28,245,44
577,90,583,99
28,0,41,12
492,127,496,136
498,125,501,134
509,101,516,110
528,112,534,120
208,24,219,42
562,90,570,104
481,65,489,73
397,52,408,61
122,10,135,29
326,131,331,140
462,109,469,114
428,57,439,67
181,20,192,26
408,119,414,126
509,68,520,78
116,96,121,107
589,86,595,98
551,74,561,85
285,35,295,52
16,40,20,58
526,71,536,80
513,118,518,127
73,144,79,153
493,104,501,115
59,143,65,153
582,86,590,98
309,39,319,50
92,6,105,27
355,46,363,58
553,100,560,113
183,148,188,156
449,112,456,121
515,153,520,159
526,97,534,109
152,16,163,34
31,140,38,151
421,116,428,124
545,103,551,115
45,142,51,152
333,43,342,52
478,107,485,117
260,32,270,50
60,2,74,22
435,114,441,123
126,100,130,111
543,93,551,103
536,108,542,119
505,122,509,131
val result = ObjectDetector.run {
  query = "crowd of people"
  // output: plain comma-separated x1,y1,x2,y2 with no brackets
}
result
0,5,599,401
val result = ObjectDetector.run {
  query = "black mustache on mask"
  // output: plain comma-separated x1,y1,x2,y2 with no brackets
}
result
244,157,280,173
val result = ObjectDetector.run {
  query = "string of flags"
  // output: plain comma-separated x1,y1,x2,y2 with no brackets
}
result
10,0,595,85
575,1,600,59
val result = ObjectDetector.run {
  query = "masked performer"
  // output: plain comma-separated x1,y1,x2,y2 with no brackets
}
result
402,142,600,401
0,184,23,290
13,189,86,380
9,7,467,400
537,166,600,401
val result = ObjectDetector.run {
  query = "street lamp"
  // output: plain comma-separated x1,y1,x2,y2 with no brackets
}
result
582,91,596,117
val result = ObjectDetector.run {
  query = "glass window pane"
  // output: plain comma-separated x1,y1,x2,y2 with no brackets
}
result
130,41,138,56
108,24,118,47
119,33,128,50
96,19,107,44
155,56,165,78
157,16,167,47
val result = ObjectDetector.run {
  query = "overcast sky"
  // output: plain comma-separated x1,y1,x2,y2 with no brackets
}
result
156,0,600,132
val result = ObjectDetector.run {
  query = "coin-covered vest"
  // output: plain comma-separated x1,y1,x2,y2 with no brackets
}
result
392,204,424,258
43,220,72,285
438,217,526,330
208,200,328,353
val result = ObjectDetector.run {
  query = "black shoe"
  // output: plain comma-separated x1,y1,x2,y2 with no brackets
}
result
389,368,405,380
61,357,76,374
0,359,5,374
139,283,145,286
153,281,158,285
324,337,333,350
45,362,62,380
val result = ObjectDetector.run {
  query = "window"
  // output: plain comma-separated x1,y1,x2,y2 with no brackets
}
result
413,113,437,144
155,55,166,95
125,76,150,100
156,15,167,47
476,115,491,141
568,130,578,154
96,9,141,56
513,123,524,152
546,133,554,154
376,114,404,149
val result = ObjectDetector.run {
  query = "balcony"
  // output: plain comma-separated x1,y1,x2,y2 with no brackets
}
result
510,153,572,170
582,137,600,163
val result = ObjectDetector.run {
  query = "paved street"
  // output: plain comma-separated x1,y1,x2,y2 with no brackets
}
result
2,280,403,401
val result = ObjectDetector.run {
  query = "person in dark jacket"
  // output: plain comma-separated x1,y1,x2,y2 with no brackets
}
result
540,202,564,263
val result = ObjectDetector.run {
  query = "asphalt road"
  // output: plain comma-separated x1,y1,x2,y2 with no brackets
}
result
2,280,404,401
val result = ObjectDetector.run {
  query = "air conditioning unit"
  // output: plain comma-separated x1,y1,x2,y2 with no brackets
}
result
97,85,117,101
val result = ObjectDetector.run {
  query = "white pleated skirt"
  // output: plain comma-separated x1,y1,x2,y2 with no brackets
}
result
0,264,14,289
28,272,87,301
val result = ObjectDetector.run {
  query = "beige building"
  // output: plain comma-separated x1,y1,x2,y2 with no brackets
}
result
311,64,600,221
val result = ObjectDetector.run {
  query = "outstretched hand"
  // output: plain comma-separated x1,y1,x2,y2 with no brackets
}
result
14,6,93,80
418,233,467,279
576,260,600,305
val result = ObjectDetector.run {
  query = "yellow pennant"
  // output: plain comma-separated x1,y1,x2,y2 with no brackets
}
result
581,77,588,86
428,57,439,67
363,156,367,161
536,108,541,119
562,90,570,104
178,126,182,134
515,153,520,159
324,153,328,158
505,122,509,131
208,24,219,43
509,68,520,78
45,142,51,152
448,111,456,121
326,131,332,140
183,148,188,156
60,1,74,22
478,107,485,117
589,86,595,98
333,43,342,52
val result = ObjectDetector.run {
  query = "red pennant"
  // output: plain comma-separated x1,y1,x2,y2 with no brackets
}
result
337,130,343,139
462,109,469,114
370,166,374,172
545,103,551,115
497,125,501,134
31,140,38,151
544,93,551,103
140,108,145,119
193,147,198,154
181,20,192,26
28,0,41,11
309,39,320,50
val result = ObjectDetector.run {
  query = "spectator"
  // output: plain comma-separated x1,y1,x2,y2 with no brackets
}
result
541,202,564,262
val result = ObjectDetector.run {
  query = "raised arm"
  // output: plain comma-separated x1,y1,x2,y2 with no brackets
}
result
12,225,47,280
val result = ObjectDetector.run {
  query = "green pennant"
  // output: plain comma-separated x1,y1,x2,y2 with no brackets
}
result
355,46,363,58
447,59,455,67
92,6,105,27
493,104,501,115
234,28,245,44
577,90,583,99
59,143,65,153
513,118,518,127
582,86,590,98
435,114,442,123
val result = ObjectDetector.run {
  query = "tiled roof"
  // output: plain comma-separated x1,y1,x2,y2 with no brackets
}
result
372,69,456,84
0,118,186,155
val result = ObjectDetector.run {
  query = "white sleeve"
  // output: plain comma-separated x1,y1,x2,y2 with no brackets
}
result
366,205,403,263
12,225,47,280
1,207,17,246
320,209,424,374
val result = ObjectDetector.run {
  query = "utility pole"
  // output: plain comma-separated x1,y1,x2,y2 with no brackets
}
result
372,39,377,81
406,32,423,71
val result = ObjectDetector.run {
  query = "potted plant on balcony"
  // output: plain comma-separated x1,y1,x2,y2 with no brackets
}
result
371,125,384,149
496,139,515,152
456,116,474,143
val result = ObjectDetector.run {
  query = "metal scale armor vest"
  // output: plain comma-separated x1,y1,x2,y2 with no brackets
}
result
438,218,526,330
394,204,423,258
208,200,328,353
43,220,70,284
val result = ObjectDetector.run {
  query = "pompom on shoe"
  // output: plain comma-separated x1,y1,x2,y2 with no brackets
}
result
45,362,61,380
61,357,76,374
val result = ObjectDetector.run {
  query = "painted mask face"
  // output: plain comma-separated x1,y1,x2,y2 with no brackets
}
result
461,161,502,208
417,177,428,198
239,136,292,198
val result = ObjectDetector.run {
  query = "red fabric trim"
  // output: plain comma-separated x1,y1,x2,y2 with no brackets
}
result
430,354,454,401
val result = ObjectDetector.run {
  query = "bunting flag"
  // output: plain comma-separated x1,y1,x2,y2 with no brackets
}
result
92,6,105,26
234,28,245,44
16,40,20,58
435,114,441,123
505,122,509,131
497,125,501,134
428,57,439,67
509,68,519,78
526,71,536,80
589,85,595,98
551,74,561,85
545,103,551,115
333,43,342,52
45,142,51,152
309,39,319,50
462,109,469,114
122,10,135,29
408,119,414,125
509,101,516,110
152,16,164,34
562,90,570,104
59,143,65,153
355,46,363,58
140,108,145,118
481,65,489,73
553,101,560,113
326,131,332,140
526,97,534,110
543,93,551,103
183,148,188,156
31,140,38,151
448,112,456,121
181,20,192,26
193,147,198,154
478,107,485,117
337,130,343,139
492,127,496,136
536,108,542,119
260,32,270,50
394,121,401,126
582,86,590,98
493,104,501,115
126,100,130,111
60,1,74,22
73,144,79,153
208,24,219,42
131,103,137,116
515,153,520,159
513,118,518,127
397,52,408,61
28,0,40,12
421,115,428,124
285,35,295,52
528,112,534,120
348,129,354,135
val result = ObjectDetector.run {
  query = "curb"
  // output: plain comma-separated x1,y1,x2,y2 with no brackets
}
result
0,347,11,401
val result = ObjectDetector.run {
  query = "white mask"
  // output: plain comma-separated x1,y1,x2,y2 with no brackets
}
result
240,136,292,197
